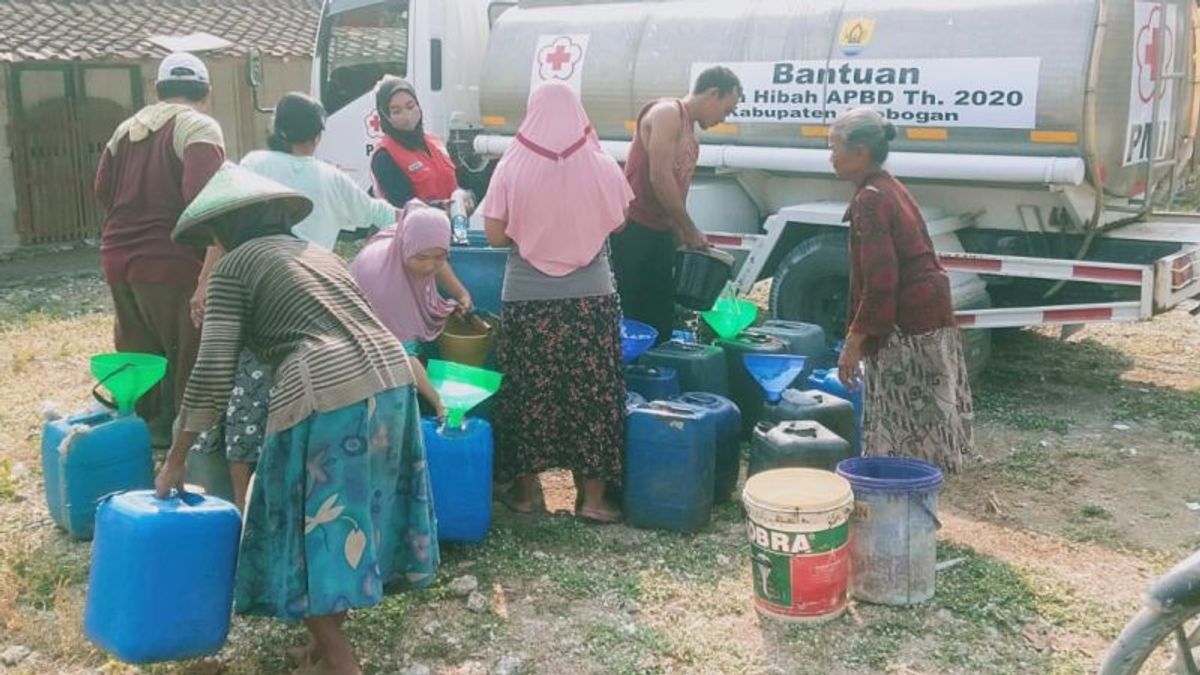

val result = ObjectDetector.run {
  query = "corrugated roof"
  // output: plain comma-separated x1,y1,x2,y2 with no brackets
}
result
0,0,322,62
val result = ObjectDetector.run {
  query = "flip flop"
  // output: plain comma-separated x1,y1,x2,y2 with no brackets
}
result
577,506,621,525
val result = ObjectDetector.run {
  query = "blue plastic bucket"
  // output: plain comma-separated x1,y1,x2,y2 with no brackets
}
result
835,457,943,606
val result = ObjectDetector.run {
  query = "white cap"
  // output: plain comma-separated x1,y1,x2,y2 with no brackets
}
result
157,53,210,85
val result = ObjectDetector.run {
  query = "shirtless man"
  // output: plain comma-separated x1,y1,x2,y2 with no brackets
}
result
611,65,741,343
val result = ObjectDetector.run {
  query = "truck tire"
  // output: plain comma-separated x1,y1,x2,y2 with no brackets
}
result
768,233,850,345
768,232,993,378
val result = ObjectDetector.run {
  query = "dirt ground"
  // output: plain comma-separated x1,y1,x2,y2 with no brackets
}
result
0,249,1198,675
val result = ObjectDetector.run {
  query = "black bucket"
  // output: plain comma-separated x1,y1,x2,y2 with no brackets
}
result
674,248,734,311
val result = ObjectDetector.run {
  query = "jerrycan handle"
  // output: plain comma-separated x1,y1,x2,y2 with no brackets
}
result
646,401,699,419
781,424,818,439
158,487,205,507
91,362,134,411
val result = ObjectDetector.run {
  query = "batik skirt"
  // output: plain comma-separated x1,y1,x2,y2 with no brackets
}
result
862,326,975,473
233,385,439,619
493,293,625,483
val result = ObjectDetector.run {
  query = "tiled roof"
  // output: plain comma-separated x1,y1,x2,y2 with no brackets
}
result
0,0,322,62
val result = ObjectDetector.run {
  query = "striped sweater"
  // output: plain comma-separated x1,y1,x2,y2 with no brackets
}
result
179,235,414,435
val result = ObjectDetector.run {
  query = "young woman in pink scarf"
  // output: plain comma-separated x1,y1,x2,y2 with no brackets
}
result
351,203,472,417
483,81,634,524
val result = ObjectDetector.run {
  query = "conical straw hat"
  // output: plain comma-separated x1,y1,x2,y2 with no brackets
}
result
172,163,313,246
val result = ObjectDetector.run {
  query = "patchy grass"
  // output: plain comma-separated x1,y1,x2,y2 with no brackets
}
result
1,260,1193,674
0,457,17,502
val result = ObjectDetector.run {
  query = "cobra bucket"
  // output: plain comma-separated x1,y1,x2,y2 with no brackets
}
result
437,312,496,367
426,359,503,429
835,457,943,606
89,353,168,413
742,468,853,623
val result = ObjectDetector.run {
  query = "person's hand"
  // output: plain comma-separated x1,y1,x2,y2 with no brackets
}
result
455,291,474,316
838,337,864,392
679,226,708,251
190,287,206,327
434,398,448,426
155,453,187,499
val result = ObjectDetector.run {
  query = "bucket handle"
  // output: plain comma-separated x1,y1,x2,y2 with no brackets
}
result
91,362,135,411
921,501,942,530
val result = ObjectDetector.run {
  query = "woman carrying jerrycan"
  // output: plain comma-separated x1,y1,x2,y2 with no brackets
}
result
155,165,438,675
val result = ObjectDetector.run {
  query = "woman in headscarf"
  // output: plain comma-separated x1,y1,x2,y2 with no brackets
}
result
192,93,413,512
370,76,462,207
829,107,974,472
350,202,472,360
483,81,634,523
154,164,438,675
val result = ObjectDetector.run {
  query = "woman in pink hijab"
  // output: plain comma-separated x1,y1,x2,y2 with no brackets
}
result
483,81,634,523
351,203,472,416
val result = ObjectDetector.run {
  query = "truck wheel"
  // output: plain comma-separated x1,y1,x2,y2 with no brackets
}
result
768,233,850,344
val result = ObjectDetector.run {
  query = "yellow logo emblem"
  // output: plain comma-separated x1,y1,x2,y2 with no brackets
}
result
839,17,875,55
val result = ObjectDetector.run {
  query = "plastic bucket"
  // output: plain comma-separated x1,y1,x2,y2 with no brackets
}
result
742,468,853,623
674,249,733,311
437,313,496,367
835,457,943,606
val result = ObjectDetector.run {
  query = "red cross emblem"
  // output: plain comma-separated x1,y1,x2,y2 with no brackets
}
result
365,111,383,139
1135,7,1173,103
537,37,584,82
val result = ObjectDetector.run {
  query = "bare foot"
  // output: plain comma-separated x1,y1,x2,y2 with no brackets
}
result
285,641,319,667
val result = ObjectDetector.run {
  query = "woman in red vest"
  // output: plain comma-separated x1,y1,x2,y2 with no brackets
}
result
371,77,460,206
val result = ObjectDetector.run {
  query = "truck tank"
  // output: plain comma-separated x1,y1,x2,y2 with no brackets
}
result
479,0,1196,197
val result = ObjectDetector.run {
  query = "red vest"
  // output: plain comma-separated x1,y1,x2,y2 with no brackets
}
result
373,133,458,202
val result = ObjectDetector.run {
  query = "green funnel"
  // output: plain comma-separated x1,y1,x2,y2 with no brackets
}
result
90,352,168,413
426,359,503,428
702,296,758,340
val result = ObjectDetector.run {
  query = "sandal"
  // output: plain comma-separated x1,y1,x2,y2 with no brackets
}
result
577,506,621,525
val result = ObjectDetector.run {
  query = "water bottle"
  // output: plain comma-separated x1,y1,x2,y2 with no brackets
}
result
450,189,472,245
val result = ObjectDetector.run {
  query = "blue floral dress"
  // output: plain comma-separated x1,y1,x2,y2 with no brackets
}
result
233,385,439,619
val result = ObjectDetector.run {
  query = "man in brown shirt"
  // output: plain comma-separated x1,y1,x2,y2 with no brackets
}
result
94,52,225,445
611,65,741,342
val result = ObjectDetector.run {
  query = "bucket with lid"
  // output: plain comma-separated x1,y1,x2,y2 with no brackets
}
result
426,359,503,429
835,457,944,606
89,353,168,414
742,467,853,623
674,248,734,311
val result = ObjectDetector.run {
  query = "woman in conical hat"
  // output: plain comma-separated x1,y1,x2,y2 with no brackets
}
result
155,163,439,675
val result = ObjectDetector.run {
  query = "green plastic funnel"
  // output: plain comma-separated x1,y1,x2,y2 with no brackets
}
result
426,359,503,428
702,296,758,340
89,352,168,413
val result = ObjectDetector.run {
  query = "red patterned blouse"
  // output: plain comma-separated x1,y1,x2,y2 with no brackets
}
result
843,171,955,355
